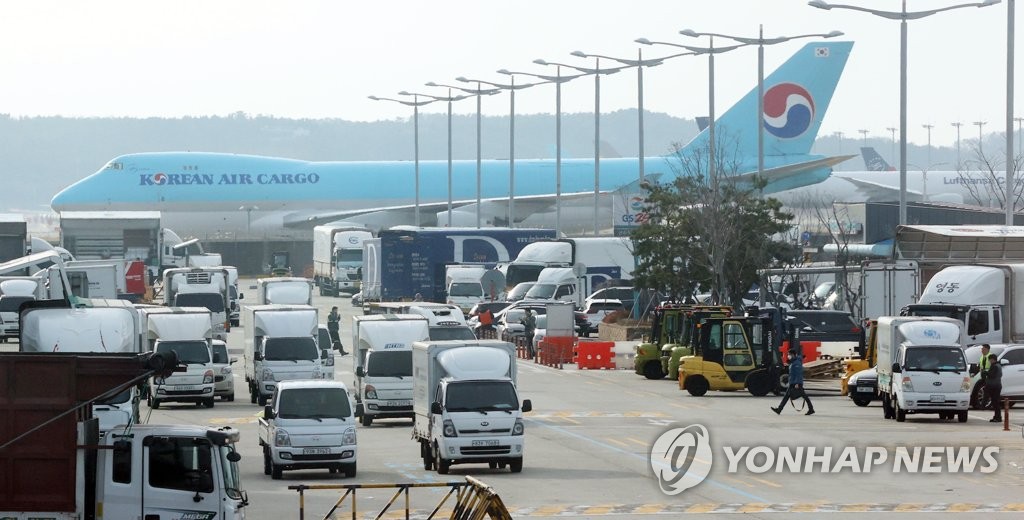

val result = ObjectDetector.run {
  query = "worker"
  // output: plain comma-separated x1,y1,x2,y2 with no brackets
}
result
979,344,991,376
521,309,537,358
327,306,348,356
986,353,1003,423
772,348,815,416
477,307,495,338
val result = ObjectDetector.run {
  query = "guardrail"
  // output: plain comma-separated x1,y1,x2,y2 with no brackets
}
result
288,476,511,520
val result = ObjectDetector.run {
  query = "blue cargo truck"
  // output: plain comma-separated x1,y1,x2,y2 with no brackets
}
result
369,227,557,303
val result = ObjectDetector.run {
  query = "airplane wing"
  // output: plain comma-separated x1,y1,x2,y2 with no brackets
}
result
834,175,923,201
731,154,856,188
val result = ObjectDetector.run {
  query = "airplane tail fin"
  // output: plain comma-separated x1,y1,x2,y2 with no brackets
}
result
682,41,853,161
860,146,896,171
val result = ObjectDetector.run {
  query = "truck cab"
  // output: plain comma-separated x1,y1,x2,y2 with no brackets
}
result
244,305,324,406
352,314,429,426
259,380,359,479
163,267,231,341
150,337,216,408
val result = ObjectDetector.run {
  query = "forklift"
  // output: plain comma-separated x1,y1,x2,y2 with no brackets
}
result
678,306,791,397
633,304,730,380
269,251,292,277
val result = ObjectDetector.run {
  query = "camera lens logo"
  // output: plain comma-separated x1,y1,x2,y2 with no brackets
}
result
650,424,713,495
763,82,814,139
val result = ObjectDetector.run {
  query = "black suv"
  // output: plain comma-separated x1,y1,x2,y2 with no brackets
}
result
786,310,863,343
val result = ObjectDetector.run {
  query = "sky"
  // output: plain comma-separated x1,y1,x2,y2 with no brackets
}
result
0,1,1018,148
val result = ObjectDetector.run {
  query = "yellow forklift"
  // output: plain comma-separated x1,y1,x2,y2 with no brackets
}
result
678,307,790,397
633,304,731,380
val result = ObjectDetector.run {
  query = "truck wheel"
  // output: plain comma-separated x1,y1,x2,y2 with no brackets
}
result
204,398,215,408
685,376,709,397
746,370,772,397
509,458,523,473
360,414,373,427
882,394,894,419
263,447,271,475
319,284,327,296
434,446,450,475
271,461,283,480
151,398,161,410
250,385,257,404
258,394,268,406
972,383,990,410
958,410,969,423
343,463,357,478
851,395,872,407
895,401,906,422
226,393,235,402
643,362,665,380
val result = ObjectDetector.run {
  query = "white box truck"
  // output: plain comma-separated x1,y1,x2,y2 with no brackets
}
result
162,267,231,341
243,304,324,406
859,260,919,321
500,237,634,293
444,266,505,314
258,380,359,479
875,316,971,423
412,340,532,474
255,276,314,306
313,225,373,296
141,306,218,409
351,314,429,426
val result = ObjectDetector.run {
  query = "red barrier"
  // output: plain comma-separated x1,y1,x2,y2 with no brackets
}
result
538,336,575,369
576,341,615,370
779,340,821,363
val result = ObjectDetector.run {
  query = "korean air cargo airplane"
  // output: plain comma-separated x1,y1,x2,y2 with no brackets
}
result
51,41,854,237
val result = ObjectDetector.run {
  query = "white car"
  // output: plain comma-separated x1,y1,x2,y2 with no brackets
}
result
210,340,236,401
967,344,1016,409
581,299,626,333
585,286,634,311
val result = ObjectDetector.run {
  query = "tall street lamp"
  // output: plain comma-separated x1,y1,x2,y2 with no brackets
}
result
369,94,439,227
886,127,898,165
836,131,844,154
859,129,869,148
810,0,1002,226
974,121,987,154
462,75,546,228
922,124,934,169
952,121,964,168
426,81,499,228
498,67,587,234
1015,116,1024,152
538,56,625,235
1006,0,1016,224
680,27,843,179
401,89,468,227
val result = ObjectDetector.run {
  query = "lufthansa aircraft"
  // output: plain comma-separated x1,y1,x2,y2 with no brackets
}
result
51,41,854,238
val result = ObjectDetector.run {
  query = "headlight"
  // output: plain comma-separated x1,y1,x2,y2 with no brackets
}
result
342,427,356,445
365,385,377,399
961,376,971,392
275,428,291,447
220,366,232,375
203,370,214,384
443,419,457,437
901,376,914,392
153,377,165,385
512,418,524,436
262,368,275,380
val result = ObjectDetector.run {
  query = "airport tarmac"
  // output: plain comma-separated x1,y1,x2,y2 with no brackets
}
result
12,282,1024,518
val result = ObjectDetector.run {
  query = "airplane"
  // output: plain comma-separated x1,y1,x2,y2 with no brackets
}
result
860,147,895,171
51,41,854,238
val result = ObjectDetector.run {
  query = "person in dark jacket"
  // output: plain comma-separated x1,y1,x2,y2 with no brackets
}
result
986,353,1003,422
327,306,348,356
772,348,815,416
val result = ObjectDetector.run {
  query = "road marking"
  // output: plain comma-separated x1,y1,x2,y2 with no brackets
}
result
208,417,257,425
603,437,630,448
496,503,1024,516
527,411,668,419
624,436,648,447
748,476,783,488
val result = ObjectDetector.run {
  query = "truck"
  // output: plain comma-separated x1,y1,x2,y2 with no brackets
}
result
412,340,532,474
445,265,505,314
875,316,971,423
64,261,119,299
500,237,634,293
243,304,324,406
163,266,231,340
859,260,919,322
141,306,219,409
351,314,430,426
524,266,590,307
902,263,1024,346
0,277,45,341
258,380,359,479
363,302,477,341
19,300,144,431
313,224,374,296
255,276,314,306
364,227,558,303
0,213,27,263
0,351,248,519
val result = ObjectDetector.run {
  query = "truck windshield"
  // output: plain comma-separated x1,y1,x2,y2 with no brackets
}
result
505,265,545,288
429,326,477,341
904,306,966,323
0,296,34,312
156,341,211,364
905,347,967,372
446,381,519,412
218,445,244,500
337,249,362,265
366,350,412,377
211,344,229,364
525,283,557,299
449,282,482,297
264,337,318,361
98,387,132,405
277,387,352,418
174,293,225,313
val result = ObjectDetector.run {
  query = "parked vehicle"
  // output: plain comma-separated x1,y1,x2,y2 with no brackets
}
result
412,340,531,474
445,265,505,314
142,306,218,409
363,302,476,341
581,298,626,334
211,339,236,401
163,266,231,341
787,310,864,343
586,286,635,312
678,313,786,397
500,237,634,293
351,314,429,426
317,324,339,380
243,304,324,406
258,380,359,479
965,343,1012,409
255,276,314,306
875,316,970,422
506,282,535,302
0,214,27,263
0,278,41,342
313,225,374,296
467,301,512,331
860,260,919,321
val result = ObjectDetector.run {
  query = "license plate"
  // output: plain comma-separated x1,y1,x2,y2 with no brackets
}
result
930,394,945,403
471,440,499,447
173,385,197,391
857,386,873,393
303,448,330,455
386,400,411,407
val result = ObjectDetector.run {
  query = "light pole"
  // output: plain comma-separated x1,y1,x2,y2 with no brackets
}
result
836,131,844,155
886,127,898,165
811,0,1002,226
1007,0,1016,224
369,94,439,227
426,81,499,228
952,121,964,168
1016,116,1024,152
922,124,934,171
974,121,987,154
462,75,546,228
859,129,869,148
498,67,587,234
636,37,747,180
401,89,469,227
679,27,843,179
537,56,624,235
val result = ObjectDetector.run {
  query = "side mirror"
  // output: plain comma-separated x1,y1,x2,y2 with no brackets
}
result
1000,358,1010,366
229,357,238,365
891,362,902,373
521,399,533,413
264,404,275,419
321,350,329,360
253,351,263,361
354,403,364,418
239,293,245,300
430,402,443,415
355,367,365,378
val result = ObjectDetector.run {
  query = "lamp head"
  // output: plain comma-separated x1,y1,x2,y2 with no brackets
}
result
570,50,587,58
533,58,549,65
456,76,470,82
368,95,380,101
808,0,832,9
634,37,653,45
397,90,412,96
825,30,844,38
497,69,512,75
980,0,1000,6
679,29,699,37
425,81,439,87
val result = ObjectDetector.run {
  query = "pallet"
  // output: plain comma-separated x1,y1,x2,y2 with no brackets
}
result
803,358,844,380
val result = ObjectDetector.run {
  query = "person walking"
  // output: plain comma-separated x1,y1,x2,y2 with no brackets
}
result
521,309,537,358
772,348,815,416
985,353,1003,422
327,306,348,356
